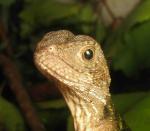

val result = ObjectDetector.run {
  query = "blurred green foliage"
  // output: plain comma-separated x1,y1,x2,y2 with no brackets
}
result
0,97,25,131
105,0,150,76
0,0,150,130
0,0,14,7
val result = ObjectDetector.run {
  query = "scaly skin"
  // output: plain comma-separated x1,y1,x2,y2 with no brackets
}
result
34,30,127,131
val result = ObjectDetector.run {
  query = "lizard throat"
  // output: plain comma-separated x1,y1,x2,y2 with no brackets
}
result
35,54,120,131
34,30,128,131
36,58,119,130
58,83,118,131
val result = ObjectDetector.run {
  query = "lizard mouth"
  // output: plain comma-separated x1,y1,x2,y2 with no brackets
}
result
35,54,83,89
35,60,95,102
35,52,94,87
34,52,109,105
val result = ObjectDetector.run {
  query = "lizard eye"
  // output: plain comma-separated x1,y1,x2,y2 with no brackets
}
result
83,49,94,60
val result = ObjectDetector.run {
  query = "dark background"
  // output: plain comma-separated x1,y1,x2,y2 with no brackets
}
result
0,0,150,131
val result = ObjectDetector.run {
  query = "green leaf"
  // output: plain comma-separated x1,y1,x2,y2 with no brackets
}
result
104,0,150,76
77,4,96,34
36,99,66,109
0,97,25,131
95,19,106,42
124,93,150,131
113,92,150,131
0,0,15,6
20,0,80,23
78,4,96,23
127,0,150,28
129,21,150,68
20,0,81,36
112,92,147,114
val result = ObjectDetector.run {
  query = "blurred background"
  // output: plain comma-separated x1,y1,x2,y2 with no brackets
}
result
0,0,150,131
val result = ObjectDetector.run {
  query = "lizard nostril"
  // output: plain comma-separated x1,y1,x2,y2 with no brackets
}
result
49,47,53,50
49,45,56,52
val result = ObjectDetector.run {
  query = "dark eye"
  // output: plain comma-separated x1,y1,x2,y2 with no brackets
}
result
84,49,93,60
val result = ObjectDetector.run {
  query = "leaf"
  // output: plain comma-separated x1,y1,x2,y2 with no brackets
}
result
127,0,150,28
123,92,150,131
20,0,81,36
0,0,15,6
20,0,80,23
36,99,66,109
0,97,25,131
129,21,150,68
77,4,96,23
104,0,150,76
112,92,146,114
113,92,150,131
95,19,107,42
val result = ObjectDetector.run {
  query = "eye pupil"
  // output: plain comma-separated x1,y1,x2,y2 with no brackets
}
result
84,49,93,60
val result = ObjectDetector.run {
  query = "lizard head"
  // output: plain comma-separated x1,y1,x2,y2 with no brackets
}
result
34,30,111,103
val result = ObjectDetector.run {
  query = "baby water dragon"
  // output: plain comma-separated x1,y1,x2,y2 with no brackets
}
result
34,30,130,131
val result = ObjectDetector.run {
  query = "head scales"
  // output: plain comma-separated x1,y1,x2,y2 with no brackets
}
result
34,30,124,131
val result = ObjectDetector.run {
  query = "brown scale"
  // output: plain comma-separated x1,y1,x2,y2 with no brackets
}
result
34,30,130,131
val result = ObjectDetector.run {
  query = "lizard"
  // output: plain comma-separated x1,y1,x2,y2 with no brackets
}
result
34,30,129,131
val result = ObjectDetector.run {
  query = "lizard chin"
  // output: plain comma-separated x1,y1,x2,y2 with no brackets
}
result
35,53,110,106
34,30,128,131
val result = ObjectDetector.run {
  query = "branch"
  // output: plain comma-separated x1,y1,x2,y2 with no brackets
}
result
101,0,115,20
0,20,13,55
0,54,45,131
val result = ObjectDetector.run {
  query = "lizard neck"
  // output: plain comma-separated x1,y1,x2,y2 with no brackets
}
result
59,84,119,131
